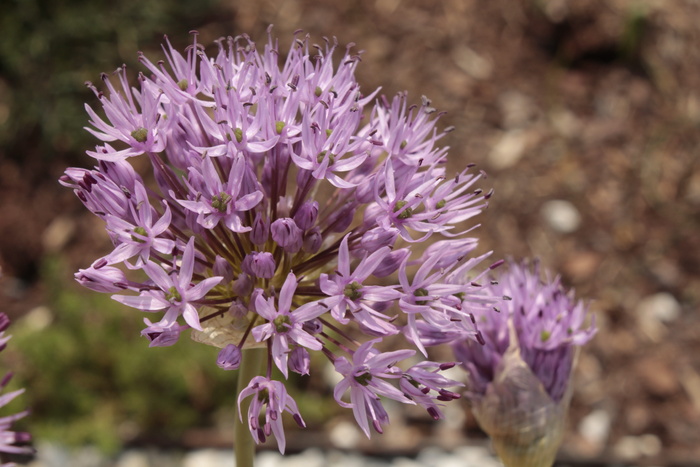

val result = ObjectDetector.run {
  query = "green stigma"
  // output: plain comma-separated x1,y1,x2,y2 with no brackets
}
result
234,128,243,143
354,372,372,386
344,282,363,301
130,127,148,143
436,199,446,209
394,200,413,219
316,151,335,164
165,286,181,303
400,140,408,149
177,79,189,91
131,226,148,243
275,121,285,134
315,86,323,97
211,192,232,212
414,288,429,305
273,315,291,333
540,330,552,342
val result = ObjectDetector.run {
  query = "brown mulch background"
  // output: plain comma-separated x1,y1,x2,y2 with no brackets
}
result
2,0,700,465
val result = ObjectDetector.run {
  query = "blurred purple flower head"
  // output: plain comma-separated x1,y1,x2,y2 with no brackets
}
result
453,259,596,467
454,259,596,403
62,29,494,452
0,309,33,460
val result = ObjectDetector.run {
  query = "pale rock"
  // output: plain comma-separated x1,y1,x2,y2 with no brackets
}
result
578,408,611,450
637,292,681,323
182,449,232,467
613,434,662,459
488,130,527,170
42,216,76,253
541,199,581,233
328,420,362,450
115,450,150,467
453,46,493,80
636,292,681,342
19,306,54,332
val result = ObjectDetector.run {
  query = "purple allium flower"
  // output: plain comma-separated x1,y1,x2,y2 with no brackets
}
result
452,259,596,467
238,376,305,454
63,30,494,452
454,259,596,403
217,344,242,370
0,311,33,459
333,339,414,437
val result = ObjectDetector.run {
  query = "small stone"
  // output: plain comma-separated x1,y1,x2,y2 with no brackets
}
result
541,199,581,233
182,449,232,467
637,292,681,323
281,449,326,467
328,420,361,450
116,450,150,467
636,292,681,342
42,216,76,253
488,130,527,170
613,434,662,459
453,46,493,80
578,409,611,451
19,306,54,332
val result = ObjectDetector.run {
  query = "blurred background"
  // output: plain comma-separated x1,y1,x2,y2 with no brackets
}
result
1,0,699,465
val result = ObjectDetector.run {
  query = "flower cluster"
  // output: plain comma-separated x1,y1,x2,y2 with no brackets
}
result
453,260,595,467
0,307,33,464
61,30,497,451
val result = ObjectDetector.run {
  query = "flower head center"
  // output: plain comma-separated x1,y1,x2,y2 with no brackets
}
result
273,315,291,333
394,200,413,219
166,286,182,303
540,330,551,342
131,226,148,243
316,151,336,165
354,370,372,386
413,287,429,305
130,127,148,143
344,281,363,301
211,192,232,213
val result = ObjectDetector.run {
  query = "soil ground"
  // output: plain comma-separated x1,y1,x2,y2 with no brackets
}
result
2,1,700,465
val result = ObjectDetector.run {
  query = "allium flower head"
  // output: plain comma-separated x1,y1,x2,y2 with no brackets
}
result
453,259,596,467
62,29,494,452
0,309,33,462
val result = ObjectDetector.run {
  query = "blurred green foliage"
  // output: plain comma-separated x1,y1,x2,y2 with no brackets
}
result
5,256,237,453
0,0,227,165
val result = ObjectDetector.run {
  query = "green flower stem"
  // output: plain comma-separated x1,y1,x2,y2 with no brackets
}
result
234,348,266,467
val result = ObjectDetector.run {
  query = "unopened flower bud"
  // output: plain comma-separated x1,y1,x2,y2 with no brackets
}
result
293,201,318,230
242,252,277,279
250,213,269,245
213,255,234,283
302,318,323,335
276,196,291,218
75,265,129,293
289,347,310,375
217,344,242,370
361,227,399,250
374,249,410,277
302,227,323,253
362,202,383,227
328,204,356,232
271,218,303,252
232,273,253,296
141,319,184,347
